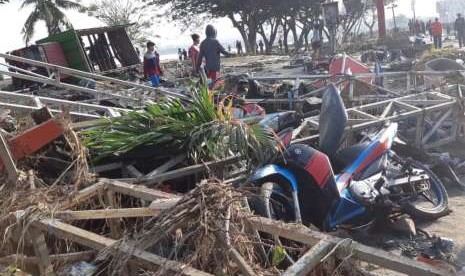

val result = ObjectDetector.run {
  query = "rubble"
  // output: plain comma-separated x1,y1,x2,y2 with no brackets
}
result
1,37,465,275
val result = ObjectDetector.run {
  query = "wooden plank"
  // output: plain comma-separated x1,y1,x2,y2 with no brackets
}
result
282,239,335,276
229,248,257,276
34,219,212,276
103,190,122,239
246,217,449,276
105,179,180,201
125,165,144,178
141,156,241,186
144,154,186,179
55,207,165,220
59,181,107,210
0,131,18,184
0,251,94,265
149,198,180,209
30,230,56,276
91,162,122,173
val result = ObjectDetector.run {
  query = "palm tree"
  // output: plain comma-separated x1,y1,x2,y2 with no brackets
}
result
20,0,84,44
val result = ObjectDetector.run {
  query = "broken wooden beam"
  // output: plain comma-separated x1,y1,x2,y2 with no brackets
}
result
246,217,450,276
0,251,94,265
33,219,212,276
104,179,180,201
282,239,335,276
140,156,241,186
59,181,107,210
55,207,164,221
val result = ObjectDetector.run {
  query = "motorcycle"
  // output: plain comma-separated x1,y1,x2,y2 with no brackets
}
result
251,83,449,231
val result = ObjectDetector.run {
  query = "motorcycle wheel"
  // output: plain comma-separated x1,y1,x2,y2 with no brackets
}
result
397,159,449,220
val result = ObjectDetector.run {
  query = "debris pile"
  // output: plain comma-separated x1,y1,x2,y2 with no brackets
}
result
0,43,465,276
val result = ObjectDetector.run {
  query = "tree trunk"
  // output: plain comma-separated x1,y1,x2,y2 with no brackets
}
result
228,14,257,54
283,24,290,54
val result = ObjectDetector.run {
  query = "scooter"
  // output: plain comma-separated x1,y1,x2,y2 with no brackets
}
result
251,84,449,231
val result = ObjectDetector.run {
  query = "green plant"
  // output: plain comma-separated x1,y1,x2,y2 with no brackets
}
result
83,83,279,167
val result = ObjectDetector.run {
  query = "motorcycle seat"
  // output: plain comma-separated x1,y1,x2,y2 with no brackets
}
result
331,142,371,173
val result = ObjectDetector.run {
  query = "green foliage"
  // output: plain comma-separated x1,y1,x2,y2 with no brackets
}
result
272,246,286,266
20,0,85,43
87,0,159,47
83,83,279,167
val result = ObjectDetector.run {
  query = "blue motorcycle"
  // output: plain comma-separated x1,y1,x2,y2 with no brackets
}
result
251,84,449,231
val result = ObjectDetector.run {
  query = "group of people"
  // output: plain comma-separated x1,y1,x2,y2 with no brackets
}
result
409,19,428,35
144,24,233,87
408,14,465,50
177,48,188,61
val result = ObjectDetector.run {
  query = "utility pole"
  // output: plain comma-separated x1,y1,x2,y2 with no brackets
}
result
411,0,416,23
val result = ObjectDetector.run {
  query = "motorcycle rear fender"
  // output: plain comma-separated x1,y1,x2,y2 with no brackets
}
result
251,164,299,192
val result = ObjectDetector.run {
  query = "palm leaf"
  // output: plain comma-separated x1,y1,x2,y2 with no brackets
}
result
83,82,279,167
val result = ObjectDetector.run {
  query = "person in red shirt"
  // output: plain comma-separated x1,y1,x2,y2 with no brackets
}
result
431,18,443,49
188,34,200,74
143,41,163,87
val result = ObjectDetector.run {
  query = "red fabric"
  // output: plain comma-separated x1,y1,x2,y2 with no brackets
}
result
207,71,220,80
431,22,443,36
143,52,162,78
304,152,332,188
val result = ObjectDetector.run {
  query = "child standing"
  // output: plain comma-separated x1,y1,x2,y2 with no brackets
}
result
144,41,163,87
189,34,201,73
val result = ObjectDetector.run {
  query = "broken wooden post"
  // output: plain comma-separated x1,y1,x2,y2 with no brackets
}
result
29,229,56,276
0,131,18,185
282,239,335,276
103,189,123,239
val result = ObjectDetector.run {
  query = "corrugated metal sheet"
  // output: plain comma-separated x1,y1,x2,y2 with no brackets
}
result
37,29,92,72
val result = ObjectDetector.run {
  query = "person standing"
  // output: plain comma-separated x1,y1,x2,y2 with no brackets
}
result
427,20,432,41
455,13,465,48
196,24,233,82
311,28,322,60
144,41,163,87
278,38,283,53
431,18,443,49
189,34,201,72
178,48,183,61
236,40,243,55
182,49,188,60
258,40,264,53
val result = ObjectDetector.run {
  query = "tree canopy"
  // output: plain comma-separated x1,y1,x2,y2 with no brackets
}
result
21,0,84,43
150,0,397,53
87,0,159,47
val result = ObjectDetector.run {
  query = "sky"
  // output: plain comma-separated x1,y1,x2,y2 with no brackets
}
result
0,0,441,57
